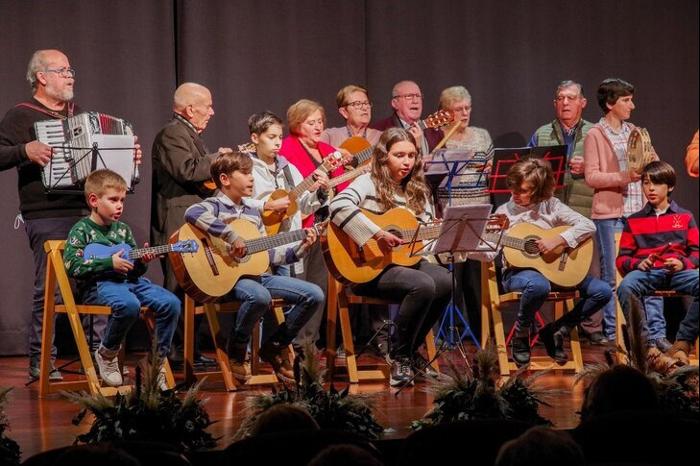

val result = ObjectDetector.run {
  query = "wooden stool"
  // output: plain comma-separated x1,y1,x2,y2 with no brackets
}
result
182,294,290,391
39,240,175,397
326,278,438,383
481,262,584,376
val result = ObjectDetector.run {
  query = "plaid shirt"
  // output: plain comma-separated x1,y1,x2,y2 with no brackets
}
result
598,118,643,216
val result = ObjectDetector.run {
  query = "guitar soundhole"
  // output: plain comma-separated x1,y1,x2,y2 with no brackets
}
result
523,238,540,256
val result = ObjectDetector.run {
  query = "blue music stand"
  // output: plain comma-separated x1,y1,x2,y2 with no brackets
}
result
425,154,491,353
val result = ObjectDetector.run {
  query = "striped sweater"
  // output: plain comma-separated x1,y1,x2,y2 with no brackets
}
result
185,193,308,266
616,200,699,275
329,173,435,246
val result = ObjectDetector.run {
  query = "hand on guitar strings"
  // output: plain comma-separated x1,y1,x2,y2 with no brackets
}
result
229,238,247,260
302,227,319,248
373,229,404,254
140,242,156,263
265,196,292,213
536,235,566,254
310,169,330,192
112,250,134,275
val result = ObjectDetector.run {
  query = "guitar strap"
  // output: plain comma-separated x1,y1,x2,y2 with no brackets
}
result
282,164,295,190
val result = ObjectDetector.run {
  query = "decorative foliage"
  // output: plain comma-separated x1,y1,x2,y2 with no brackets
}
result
64,347,217,451
576,297,699,419
0,387,21,466
412,346,554,430
235,344,384,440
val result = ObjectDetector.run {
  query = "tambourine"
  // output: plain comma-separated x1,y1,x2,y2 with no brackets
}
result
626,127,655,174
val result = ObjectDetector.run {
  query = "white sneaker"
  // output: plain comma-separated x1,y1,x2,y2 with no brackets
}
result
94,348,123,387
157,364,169,391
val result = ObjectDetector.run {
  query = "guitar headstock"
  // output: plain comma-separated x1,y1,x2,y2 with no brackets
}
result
486,214,510,233
322,151,344,172
172,239,199,253
237,142,256,154
423,109,454,129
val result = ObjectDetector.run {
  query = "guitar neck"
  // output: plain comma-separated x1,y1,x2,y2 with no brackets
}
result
392,223,443,243
330,164,371,188
244,228,307,255
289,157,336,198
483,232,531,251
128,244,175,259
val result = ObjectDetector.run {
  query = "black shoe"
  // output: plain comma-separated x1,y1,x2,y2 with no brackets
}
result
511,336,531,367
194,353,218,368
652,337,673,353
412,353,439,380
389,357,415,387
539,324,567,365
581,329,608,345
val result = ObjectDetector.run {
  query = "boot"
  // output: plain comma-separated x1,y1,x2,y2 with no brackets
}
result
667,340,691,365
539,323,568,366
259,339,294,382
511,329,531,367
228,343,251,383
647,347,684,375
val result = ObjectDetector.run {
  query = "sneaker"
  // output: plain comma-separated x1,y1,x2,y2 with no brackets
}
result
539,324,568,366
412,353,439,380
582,330,608,346
229,358,252,382
259,341,294,382
389,357,414,387
94,348,123,387
156,364,169,391
652,337,673,353
28,364,63,381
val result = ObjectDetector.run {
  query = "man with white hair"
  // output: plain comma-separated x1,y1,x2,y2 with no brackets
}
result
0,49,141,380
151,82,230,369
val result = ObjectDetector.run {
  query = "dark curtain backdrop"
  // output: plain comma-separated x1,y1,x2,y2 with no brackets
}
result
1,0,697,354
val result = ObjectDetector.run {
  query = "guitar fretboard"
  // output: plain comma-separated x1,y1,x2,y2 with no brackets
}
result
128,244,176,259
244,229,307,254
289,152,341,199
483,232,535,252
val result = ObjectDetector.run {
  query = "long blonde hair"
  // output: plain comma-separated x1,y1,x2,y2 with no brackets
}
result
371,127,431,214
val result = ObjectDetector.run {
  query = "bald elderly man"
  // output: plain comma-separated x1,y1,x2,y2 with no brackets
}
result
151,82,230,368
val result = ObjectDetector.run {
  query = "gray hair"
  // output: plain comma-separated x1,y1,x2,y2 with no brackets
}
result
555,80,584,97
26,50,51,90
173,82,210,112
439,85,472,109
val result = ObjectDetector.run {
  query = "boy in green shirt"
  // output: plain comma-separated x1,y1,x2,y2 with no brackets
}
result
64,169,180,389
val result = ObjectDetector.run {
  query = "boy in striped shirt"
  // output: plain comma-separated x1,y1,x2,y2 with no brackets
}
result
616,161,699,355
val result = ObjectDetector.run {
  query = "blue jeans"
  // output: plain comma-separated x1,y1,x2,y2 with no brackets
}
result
83,277,180,357
502,269,612,332
594,218,665,340
224,274,323,355
617,269,699,344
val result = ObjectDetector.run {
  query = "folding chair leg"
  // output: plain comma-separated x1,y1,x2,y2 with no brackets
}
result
203,303,238,391
491,303,511,376
39,257,58,397
325,278,340,379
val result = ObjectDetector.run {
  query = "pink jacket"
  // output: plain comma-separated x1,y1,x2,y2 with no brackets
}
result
583,124,635,220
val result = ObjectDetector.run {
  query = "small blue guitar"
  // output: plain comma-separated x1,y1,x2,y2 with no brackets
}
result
83,240,198,264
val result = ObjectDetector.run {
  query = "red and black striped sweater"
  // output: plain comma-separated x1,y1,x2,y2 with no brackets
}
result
616,201,699,275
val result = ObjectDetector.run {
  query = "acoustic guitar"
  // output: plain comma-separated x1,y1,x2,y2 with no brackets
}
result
339,109,454,167
484,222,593,288
322,207,442,284
259,151,343,235
169,219,325,302
83,240,198,264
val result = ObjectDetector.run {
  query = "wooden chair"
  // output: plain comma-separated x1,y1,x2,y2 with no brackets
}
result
182,294,291,391
326,277,438,383
480,262,584,376
613,233,699,364
39,240,175,397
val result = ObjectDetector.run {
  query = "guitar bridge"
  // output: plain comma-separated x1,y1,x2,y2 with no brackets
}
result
558,250,569,271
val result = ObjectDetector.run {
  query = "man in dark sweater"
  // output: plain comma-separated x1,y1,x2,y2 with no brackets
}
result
0,49,141,380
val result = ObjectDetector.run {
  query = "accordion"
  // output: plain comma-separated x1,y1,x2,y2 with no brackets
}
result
34,112,139,191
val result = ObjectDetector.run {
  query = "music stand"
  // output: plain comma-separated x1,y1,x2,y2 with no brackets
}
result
395,204,495,395
488,145,567,194
44,134,138,194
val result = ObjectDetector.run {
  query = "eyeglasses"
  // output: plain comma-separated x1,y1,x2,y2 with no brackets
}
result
555,95,580,102
392,93,423,101
451,105,472,113
44,67,76,78
345,101,372,109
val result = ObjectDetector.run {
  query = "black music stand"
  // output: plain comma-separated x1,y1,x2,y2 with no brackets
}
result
44,134,137,194
395,204,496,395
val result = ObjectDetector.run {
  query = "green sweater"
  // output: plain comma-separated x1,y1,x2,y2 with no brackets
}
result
64,217,147,282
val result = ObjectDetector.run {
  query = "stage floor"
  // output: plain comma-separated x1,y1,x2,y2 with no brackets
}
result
1,343,606,460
